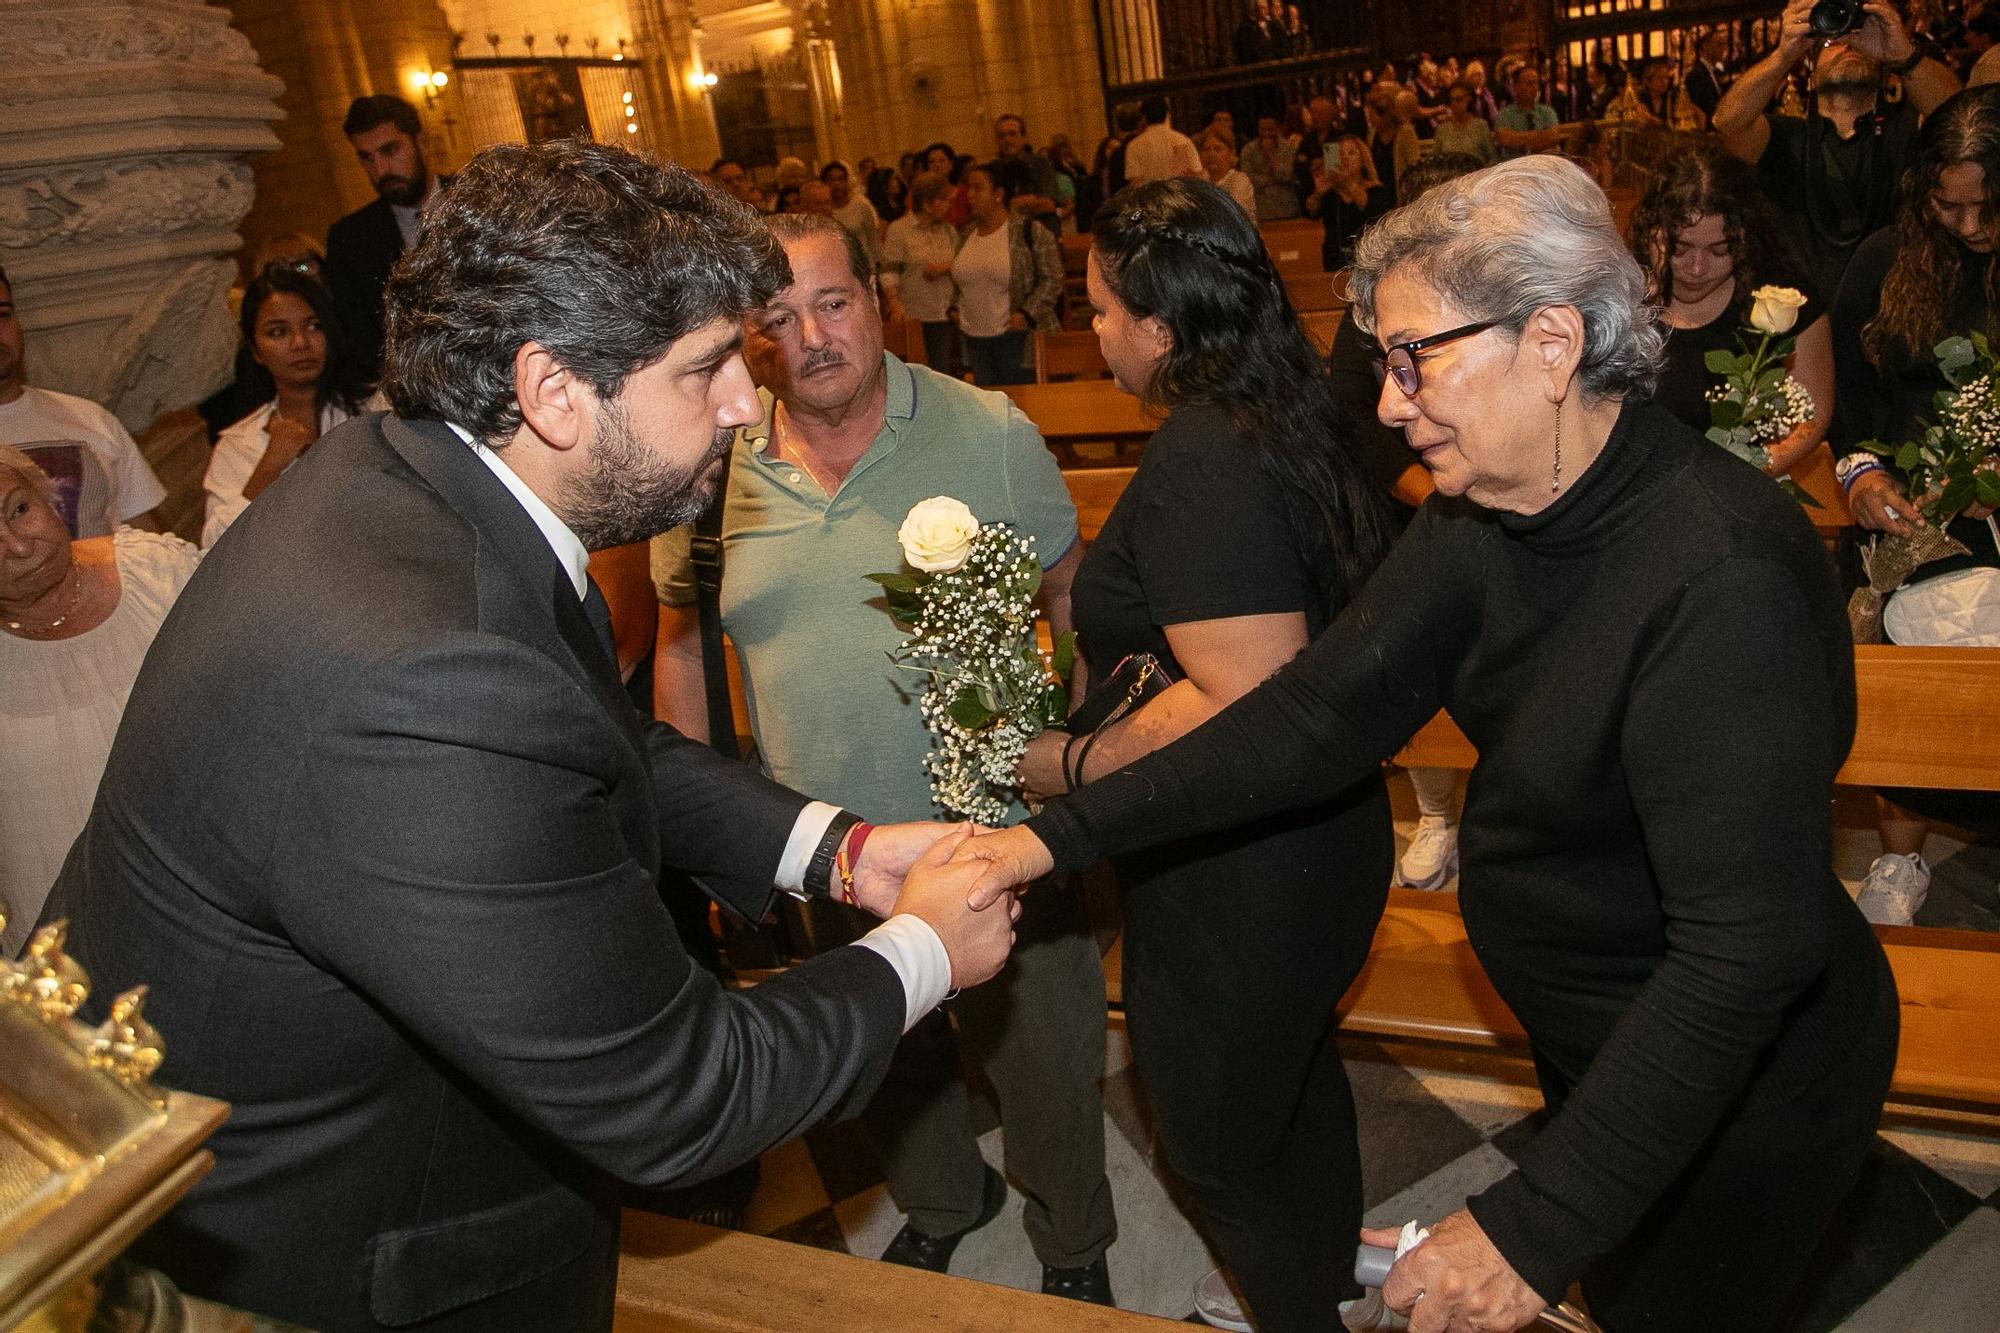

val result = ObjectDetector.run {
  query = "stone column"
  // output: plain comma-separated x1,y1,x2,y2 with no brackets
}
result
790,0,851,167
0,0,283,432
629,0,723,168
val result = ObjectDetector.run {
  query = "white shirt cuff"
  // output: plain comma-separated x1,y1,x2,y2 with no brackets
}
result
852,916,953,1031
776,801,844,894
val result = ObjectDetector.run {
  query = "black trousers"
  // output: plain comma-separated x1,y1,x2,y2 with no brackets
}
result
1119,779,1393,1333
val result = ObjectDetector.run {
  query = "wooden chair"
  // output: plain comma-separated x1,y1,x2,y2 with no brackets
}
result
1035,328,1111,383
1376,644,2000,1116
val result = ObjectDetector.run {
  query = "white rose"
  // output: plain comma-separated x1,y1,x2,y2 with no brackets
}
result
1749,285,1808,336
898,496,980,572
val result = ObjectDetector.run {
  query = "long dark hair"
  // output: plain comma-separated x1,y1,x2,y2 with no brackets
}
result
1866,85,2000,369
1627,142,1798,316
1091,177,1394,613
238,267,371,419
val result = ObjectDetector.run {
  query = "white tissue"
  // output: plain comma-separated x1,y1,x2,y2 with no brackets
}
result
1394,1220,1431,1260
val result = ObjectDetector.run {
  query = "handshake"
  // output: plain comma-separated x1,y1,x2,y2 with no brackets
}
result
848,823,1060,989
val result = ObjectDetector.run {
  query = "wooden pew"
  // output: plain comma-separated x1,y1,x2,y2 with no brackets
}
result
1377,644,2000,1114
1284,269,1348,313
1035,328,1111,383
1002,380,1155,465
882,316,929,368
617,1214,1181,1331
1063,465,1137,543
1300,307,1344,356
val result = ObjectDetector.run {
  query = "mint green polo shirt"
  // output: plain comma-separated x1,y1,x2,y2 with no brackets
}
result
653,352,1078,825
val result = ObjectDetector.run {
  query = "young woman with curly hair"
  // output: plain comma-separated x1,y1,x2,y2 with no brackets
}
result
1831,84,2000,924
1630,142,1834,477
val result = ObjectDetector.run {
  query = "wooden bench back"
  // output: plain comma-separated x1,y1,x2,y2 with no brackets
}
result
1035,329,1112,382
1063,465,1137,542
1398,645,2000,792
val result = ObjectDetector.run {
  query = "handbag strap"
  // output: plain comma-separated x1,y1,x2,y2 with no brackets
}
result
690,463,738,760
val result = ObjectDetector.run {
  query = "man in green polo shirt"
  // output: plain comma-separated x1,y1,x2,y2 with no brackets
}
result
651,214,1117,1305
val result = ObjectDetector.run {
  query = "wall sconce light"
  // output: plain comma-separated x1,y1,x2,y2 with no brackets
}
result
409,67,450,109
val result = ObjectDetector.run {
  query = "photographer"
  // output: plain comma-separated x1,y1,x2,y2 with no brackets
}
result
1713,0,1959,298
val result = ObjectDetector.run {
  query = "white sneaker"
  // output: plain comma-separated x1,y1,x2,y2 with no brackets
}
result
1395,815,1459,890
1192,1268,1254,1331
1856,852,1932,926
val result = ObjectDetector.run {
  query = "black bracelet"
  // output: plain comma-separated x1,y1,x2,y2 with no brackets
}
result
805,810,862,899
1061,732,1084,792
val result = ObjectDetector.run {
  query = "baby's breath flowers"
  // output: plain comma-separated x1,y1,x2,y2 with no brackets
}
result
1860,333,2000,527
867,499,1072,824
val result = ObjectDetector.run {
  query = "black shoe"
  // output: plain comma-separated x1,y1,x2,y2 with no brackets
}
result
1041,1254,1115,1306
879,1164,1006,1273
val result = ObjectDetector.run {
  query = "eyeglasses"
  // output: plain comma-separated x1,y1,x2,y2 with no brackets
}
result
1371,320,1497,397
261,257,323,278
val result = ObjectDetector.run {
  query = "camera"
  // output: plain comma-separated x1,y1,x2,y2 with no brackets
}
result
1809,0,1865,38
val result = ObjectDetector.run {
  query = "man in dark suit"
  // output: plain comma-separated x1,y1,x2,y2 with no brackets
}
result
325,95,444,379
44,139,1022,1333
1683,28,1733,126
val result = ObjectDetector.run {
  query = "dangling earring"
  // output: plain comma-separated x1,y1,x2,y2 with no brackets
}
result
1551,399,1564,494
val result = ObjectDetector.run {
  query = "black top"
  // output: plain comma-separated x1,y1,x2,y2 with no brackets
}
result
1649,277,1825,433
1028,401,1897,1301
1073,401,1336,676
1830,225,2000,580
1758,103,1917,302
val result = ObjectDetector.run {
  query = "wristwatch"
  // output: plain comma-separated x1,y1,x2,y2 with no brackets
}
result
1884,46,1926,76
803,810,863,899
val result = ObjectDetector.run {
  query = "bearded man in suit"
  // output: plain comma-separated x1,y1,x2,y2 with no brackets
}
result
42,139,1023,1333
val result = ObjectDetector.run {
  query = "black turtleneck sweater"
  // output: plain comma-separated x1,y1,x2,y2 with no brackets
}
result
1025,401,1899,1300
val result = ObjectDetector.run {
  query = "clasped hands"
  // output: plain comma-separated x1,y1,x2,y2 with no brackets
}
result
850,823,1058,988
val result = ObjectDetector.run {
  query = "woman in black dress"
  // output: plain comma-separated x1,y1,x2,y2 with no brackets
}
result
1014,177,1397,1332
975,157,1899,1333
1630,143,1834,481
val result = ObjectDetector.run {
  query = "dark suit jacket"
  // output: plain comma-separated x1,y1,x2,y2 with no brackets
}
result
325,194,414,378
45,414,907,1332
1684,60,1728,122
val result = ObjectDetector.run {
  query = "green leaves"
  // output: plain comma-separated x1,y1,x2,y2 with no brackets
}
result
949,688,996,730
1050,629,1076,686
864,571,929,627
1705,348,1743,375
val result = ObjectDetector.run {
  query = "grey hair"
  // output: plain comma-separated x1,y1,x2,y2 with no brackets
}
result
1349,156,1664,403
0,444,55,502
764,212,874,287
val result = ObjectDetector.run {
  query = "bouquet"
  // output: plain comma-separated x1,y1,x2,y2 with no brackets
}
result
1702,284,1820,506
1857,331,2000,526
866,497,1073,823
1847,331,2000,637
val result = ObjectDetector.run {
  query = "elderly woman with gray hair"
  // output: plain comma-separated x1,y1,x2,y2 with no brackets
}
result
1,444,198,956
954,157,1898,1332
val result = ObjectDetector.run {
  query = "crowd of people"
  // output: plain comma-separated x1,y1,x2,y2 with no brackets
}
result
4,2,2000,1331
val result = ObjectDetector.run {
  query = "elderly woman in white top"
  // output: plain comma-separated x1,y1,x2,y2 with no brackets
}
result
1,444,199,955
203,266,373,547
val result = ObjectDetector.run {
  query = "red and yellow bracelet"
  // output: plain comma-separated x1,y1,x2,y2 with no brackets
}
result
834,821,874,907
